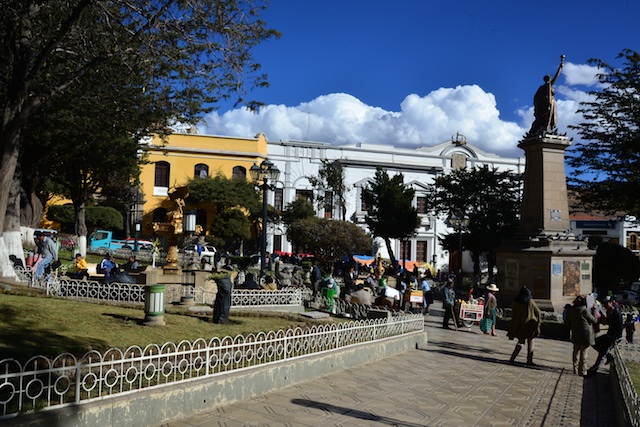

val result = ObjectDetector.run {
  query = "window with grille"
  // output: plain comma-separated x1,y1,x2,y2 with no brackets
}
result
416,197,428,214
324,191,333,219
274,188,284,212
232,166,246,179
194,164,209,178
416,241,429,262
154,162,170,188
296,189,313,202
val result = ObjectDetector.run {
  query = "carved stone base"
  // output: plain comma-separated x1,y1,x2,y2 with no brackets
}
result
496,236,594,312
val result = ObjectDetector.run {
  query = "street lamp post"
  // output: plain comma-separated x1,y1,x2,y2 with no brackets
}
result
249,159,280,278
448,211,470,288
134,223,141,252
132,178,141,252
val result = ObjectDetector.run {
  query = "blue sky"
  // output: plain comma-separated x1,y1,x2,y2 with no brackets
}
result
200,0,640,158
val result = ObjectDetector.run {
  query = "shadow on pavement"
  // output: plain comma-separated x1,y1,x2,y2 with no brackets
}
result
290,398,426,427
422,344,567,374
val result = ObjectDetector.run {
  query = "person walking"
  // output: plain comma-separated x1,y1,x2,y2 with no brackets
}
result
442,279,458,329
564,295,597,376
507,286,541,365
419,274,433,315
484,283,499,337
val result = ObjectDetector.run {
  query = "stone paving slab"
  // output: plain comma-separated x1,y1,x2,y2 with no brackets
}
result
161,306,617,426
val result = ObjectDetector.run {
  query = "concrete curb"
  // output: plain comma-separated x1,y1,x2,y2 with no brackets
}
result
5,330,428,427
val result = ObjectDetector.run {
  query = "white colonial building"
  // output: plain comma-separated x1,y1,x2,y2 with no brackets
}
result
570,214,640,255
265,133,525,273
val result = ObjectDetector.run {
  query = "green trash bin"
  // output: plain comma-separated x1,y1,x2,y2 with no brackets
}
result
144,284,166,326
320,278,338,313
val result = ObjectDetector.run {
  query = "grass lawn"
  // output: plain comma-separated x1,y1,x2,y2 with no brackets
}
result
626,361,640,394
0,290,322,363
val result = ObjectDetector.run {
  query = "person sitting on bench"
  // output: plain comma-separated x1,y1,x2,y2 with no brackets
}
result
587,296,623,376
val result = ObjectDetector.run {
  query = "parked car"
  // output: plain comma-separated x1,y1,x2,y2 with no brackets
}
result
89,229,153,251
613,290,640,306
59,233,76,251
183,244,217,257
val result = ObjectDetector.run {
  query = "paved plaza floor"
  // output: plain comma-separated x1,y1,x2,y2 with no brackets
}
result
161,305,617,426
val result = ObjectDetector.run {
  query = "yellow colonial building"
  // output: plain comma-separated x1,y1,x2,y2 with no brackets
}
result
138,132,268,237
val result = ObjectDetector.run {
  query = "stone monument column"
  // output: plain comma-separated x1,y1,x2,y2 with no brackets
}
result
495,55,595,312
518,134,572,235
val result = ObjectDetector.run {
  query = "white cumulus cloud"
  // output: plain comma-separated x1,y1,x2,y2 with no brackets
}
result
563,62,601,87
200,74,591,158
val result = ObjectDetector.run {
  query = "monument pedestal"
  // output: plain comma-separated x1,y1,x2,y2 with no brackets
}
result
496,133,595,311
496,234,593,312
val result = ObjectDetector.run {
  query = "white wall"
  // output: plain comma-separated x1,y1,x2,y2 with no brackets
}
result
266,137,524,273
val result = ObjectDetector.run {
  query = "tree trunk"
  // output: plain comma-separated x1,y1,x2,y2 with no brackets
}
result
74,197,88,257
471,249,481,285
0,169,23,277
487,250,496,282
0,122,22,238
20,188,42,228
384,236,397,273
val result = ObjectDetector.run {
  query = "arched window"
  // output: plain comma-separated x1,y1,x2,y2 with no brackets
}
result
194,163,209,179
154,161,170,196
232,166,246,179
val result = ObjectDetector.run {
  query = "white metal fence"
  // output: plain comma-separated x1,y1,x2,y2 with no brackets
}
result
0,314,424,419
613,345,640,426
14,266,311,308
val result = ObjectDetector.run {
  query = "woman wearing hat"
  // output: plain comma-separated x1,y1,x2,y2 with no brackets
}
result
484,283,499,336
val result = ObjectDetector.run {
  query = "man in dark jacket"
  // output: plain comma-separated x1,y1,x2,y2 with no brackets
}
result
587,296,623,376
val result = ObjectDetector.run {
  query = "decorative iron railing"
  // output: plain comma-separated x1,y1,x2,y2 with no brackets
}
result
0,314,424,419
14,267,311,308
612,345,640,426
620,342,640,363
166,285,308,307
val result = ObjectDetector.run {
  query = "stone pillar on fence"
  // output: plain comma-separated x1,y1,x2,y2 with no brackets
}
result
144,284,166,326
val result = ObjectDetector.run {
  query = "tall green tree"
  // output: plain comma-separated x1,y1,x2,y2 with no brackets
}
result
567,49,640,216
286,217,372,271
186,175,261,251
210,207,252,253
361,167,419,270
0,0,278,267
281,198,316,226
186,175,261,216
308,159,348,220
593,242,640,292
20,62,148,254
427,166,521,281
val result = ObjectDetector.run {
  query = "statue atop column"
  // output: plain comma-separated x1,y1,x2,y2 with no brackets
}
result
528,55,565,136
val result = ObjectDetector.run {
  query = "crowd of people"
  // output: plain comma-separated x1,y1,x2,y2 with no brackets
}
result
440,276,629,374
24,232,635,375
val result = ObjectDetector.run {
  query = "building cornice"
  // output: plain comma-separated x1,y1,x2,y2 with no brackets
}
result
145,145,266,160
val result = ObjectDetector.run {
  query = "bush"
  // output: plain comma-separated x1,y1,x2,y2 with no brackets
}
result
46,204,124,231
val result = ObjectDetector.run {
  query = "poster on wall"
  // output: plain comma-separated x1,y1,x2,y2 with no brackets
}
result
563,260,581,296
505,260,518,278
